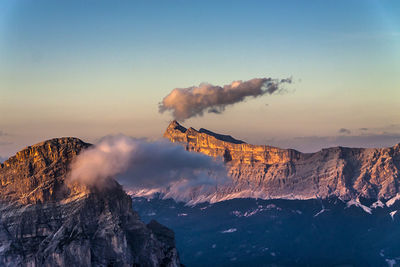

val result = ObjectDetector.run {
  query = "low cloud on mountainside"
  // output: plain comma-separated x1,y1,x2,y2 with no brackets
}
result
68,135,228,200
159,77,292,121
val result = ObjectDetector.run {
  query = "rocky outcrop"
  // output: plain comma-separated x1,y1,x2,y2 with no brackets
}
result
164,120,400,201
0,138,181,267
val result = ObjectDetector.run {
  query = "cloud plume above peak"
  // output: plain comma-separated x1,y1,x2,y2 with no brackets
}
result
159,77,292,121
68,135,228,201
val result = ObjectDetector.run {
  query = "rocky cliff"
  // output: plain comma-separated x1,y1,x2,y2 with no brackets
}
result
0,138,181,267
164,120,400,201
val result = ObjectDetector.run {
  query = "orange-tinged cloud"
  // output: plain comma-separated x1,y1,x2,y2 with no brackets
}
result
159,77,292,121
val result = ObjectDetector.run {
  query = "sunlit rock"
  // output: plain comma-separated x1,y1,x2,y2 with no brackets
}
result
164,121,400,201
0,138,181,267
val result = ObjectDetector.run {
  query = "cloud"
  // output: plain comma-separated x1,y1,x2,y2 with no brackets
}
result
338,128,351,134
159,77,292,121
0,141,12,146
0,131,12,137
265,133,400,153
387,124,400,130
68,135,228,201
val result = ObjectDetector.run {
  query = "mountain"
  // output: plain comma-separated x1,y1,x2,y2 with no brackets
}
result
133,195,400,267
164,120,400,201
0,138,181,267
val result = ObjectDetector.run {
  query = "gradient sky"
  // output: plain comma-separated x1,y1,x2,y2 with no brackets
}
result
1,0,399,158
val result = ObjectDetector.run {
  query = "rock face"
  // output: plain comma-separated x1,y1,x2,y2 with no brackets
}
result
164,120,400,201
0,138,181,267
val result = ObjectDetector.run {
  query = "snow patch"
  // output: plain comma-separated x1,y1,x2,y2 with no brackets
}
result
231,204,281,218
386,194,400,207
371,200,385,209
386,259,396,267
128,189,160,198
314,208,328,217
232,211,242,217
243,209,261,217
221,228,237,233
266,204,281,210
390,210,398,220
346,199,372,214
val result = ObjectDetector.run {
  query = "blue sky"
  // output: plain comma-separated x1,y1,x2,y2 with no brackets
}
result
0,0,399,157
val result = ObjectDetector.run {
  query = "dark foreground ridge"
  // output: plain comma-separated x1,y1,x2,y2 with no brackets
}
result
134,195,400,267
0,137,182,267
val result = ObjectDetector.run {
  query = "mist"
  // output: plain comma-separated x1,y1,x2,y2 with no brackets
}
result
68,135,229,201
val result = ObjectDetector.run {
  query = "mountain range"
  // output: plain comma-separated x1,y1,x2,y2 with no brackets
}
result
133,195,400,266
164,120,400,202
2,122,400,266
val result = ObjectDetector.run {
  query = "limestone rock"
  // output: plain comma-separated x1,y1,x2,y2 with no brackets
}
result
164,121,400,200
0,138,182,267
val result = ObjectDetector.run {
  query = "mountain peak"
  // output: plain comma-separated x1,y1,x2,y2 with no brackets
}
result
167,120,187,133
164,121,245,145
0,137,92,204
0,137,182,266
8,137,89,164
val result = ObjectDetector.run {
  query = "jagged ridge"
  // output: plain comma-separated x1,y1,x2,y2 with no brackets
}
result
0,138,181,267
164,121,400,201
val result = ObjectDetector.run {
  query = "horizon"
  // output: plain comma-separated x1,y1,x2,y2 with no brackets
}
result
1,119,400,163
1,0,400,157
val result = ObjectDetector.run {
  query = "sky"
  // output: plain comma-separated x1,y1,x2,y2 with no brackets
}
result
0,0,399,158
